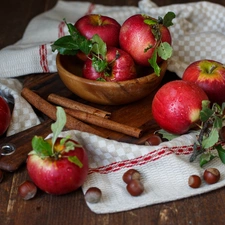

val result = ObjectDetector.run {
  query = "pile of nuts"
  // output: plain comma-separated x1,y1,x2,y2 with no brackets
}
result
14,167,221,202
188,167,220,188
122,169,144,196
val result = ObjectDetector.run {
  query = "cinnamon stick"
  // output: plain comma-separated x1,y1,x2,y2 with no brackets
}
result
65,108,143,138
47,93,111,119
21,88,107,138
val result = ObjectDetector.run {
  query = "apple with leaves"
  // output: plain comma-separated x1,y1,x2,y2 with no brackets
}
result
152,80,208,135
26,107,89,195
182,59,225,105
83,46,137,81
0,96,11,136
75,14,121,47
119,12,175,76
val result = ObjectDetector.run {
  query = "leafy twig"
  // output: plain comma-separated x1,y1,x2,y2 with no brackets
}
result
190,100,225,166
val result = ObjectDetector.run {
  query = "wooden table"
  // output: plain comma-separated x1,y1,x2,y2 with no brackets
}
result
1,0,225,224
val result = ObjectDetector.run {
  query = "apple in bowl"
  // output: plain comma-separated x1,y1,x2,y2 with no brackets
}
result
75,14,121,48
83,47,137,81
119,12,175,75
182,59,225,105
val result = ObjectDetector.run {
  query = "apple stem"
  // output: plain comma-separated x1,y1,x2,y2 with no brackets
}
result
209,65,217,74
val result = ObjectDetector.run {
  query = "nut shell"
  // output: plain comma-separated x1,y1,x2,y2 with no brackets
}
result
122,169,141,184
188,175,201,188
126,179,144,196
203,168,220,184
18,181,37,200
84,187,102,203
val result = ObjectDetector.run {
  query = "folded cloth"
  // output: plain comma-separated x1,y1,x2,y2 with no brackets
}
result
47,130,225,214
0,79,40,136
1,0,225,213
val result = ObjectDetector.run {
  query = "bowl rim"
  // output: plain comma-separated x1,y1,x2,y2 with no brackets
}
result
56,53,167,86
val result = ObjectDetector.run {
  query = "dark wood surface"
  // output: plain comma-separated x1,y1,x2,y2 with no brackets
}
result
1,0,225,225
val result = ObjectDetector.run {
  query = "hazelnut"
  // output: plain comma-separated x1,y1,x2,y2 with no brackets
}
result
188,175,201,188
84,187,102,203
122,169,141,184
0,170,4,183
18,181,37,200
126,179,144,196
203,168,220,184
145,134,162,146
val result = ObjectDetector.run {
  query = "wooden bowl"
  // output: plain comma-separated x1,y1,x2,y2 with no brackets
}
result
56,54,167,105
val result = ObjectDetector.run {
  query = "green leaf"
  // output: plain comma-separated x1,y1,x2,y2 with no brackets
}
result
157,42,173,60
51,36,80,55
199,152,215,167
148,49,161,76
202,128,219,149
31,136,53,158
202,99,211,108
215,144,225,164
91,34,107,59
92,56,108,73
163,12,176,27
66,21,77,36
96,77,106,81
213,116,223,129
68,156,83,168
157,129,179,141
144,18,157,26
60,136,70,146
51,20,93,56
64,140,82,152
200,100,213,122
221,102,225,113
51,107,67,151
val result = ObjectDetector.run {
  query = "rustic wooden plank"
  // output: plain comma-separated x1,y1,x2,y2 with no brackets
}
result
1,0,225,225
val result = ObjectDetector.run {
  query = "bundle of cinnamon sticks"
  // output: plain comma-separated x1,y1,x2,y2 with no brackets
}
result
21,88,143,139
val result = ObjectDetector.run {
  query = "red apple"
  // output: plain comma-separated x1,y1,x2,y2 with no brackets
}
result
75,14,121,47
119,14,172,67
152,80,208,135
83,47,137,81
27,137,89,195
182,59,225,105
0,96,11,136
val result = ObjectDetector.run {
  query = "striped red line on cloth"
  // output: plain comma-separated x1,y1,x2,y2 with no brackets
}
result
39,44,50,73
88,145,194,175
86,3,95,14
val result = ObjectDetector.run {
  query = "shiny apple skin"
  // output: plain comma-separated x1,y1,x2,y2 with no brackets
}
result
0,96,11,136
119,14,172,66
152,80,208,135
27,138,89,195
75,14,121,47
182,59,225,105
83,47,137,81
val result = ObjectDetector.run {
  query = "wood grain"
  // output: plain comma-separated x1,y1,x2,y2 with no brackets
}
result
1,1,225,225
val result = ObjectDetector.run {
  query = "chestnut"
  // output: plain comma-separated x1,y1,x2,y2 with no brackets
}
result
126,179,144,196
18,180,37,200
188,175,201,188
84,187,102,203
122,169,141,184
203,168,220,184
